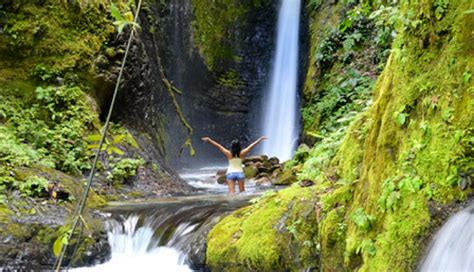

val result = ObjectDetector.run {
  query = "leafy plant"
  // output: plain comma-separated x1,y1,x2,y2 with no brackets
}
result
31,64,60,82
433,0,448,20
350,208,375,232
378,176,400,211
19,176,49,197
356,239,376,256
307,0,321,11
87,133,133,156
110,3,140,33
53,228,71,257
107,158,145,182
394,105,409,126
287,219,302,239
1,85,96,174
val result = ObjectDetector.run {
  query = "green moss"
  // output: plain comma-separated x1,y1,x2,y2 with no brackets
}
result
207,185,318,271
319,206,347,271
190,0,270,70
321,0,473,270
1,1,117,82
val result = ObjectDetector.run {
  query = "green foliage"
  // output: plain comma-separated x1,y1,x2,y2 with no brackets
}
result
0,126,46,168
307,0,321,11
298,128,346,182
110,3,140,33
350,208,375,232
216,70,245,89
107,158,145,182
433,0,449,20
302,68,374,135
53,227,71,257
394,105,409,126
19,176,49,197
357,239,376,257
2,1,118,73
1,85,96,174
31,64,61,82
87,128,137,156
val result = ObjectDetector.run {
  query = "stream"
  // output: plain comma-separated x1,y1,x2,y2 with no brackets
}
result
75,167,269,271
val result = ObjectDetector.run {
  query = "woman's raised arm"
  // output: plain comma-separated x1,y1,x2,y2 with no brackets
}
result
240,136,268,157
202,137,232,158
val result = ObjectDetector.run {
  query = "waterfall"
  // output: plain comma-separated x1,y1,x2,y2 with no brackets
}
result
420,204,474,271
260,0,301,161
73,216,191,272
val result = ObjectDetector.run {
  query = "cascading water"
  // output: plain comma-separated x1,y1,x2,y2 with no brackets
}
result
74,168,263,271
419,204,474,271
74,216,190,272
260,0,301,161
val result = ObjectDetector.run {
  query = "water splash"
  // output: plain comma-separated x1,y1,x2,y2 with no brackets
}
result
260,0,301,161
420,205,474,271
74,216,190,272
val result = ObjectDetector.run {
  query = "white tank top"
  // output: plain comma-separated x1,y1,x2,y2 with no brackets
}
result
227,157,243,173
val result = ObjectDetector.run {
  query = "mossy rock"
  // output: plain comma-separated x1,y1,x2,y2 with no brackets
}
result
12,165,106,208
206,185,319,271
244,165,258,179
273,167,298,186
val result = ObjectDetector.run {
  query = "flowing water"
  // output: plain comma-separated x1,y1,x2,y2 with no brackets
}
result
75,168,266,271
419,204,474,271
260,0,301,161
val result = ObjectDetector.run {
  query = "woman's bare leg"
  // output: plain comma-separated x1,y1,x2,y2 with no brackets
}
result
227,180,235,194
238,179,245,192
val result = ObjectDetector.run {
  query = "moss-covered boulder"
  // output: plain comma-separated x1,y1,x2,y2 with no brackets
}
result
206,185,319,271
273,167,298,186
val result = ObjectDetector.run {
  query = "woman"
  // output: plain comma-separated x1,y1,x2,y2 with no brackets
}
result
201,136,268,194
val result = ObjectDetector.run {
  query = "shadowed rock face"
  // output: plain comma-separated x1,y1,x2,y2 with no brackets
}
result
114,0,277,169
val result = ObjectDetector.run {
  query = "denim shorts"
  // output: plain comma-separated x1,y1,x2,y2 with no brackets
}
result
226,172,245,181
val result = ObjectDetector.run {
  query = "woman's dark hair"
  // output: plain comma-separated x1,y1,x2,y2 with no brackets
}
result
230,139,241,157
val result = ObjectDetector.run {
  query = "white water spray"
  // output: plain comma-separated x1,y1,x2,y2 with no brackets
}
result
260,0,301,161
74,216,190,272
420,205,474,271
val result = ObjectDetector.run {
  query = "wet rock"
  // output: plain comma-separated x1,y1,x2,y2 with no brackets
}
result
299,179,314,187
269,164,281,173
244,165,258,179
256,172,270,180
216,169,227,185
243,155,265,165
273,168,297,186
268,157,279,165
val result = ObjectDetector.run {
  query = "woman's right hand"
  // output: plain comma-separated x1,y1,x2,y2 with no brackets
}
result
259,136,268,141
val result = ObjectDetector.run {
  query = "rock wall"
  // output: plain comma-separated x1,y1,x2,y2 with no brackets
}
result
115,0,278,168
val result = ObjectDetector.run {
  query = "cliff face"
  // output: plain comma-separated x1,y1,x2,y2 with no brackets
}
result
115,0,277,168
206,0,473,270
